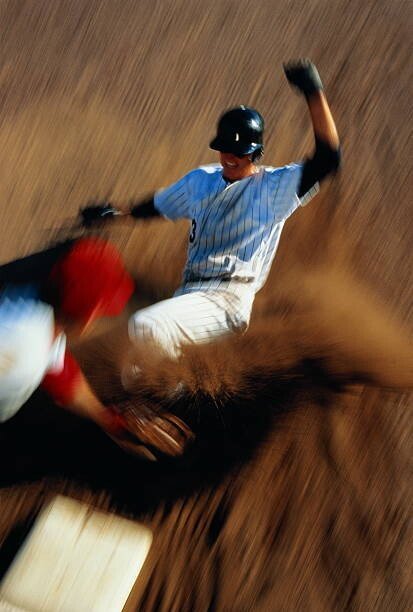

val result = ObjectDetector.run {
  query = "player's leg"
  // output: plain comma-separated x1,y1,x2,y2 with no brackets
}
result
128,289,253,360
121,289,254,392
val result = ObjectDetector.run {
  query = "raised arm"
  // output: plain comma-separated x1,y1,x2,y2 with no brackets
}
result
306,91,339,149
284,59,341,198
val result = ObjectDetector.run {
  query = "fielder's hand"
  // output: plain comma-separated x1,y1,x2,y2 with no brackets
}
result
80,201,120,227
105,403,195,460
283,59,323,97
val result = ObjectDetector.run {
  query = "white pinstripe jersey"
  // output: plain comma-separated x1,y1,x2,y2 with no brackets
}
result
154,163,318,294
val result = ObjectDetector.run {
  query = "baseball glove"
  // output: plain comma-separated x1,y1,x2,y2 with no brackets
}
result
283,59,323,97
107,402,195,460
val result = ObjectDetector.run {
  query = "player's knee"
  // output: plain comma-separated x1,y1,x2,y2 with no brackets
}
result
129,311,166,347
225,300,252,335
128,311,179,359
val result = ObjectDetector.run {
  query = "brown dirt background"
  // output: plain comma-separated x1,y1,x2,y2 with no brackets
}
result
0,1,412,610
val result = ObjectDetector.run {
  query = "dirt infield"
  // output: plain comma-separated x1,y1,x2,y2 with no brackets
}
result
0,1,412,610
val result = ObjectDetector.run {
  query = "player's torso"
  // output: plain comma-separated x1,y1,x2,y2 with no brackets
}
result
184,166,287,279
0,296,63,421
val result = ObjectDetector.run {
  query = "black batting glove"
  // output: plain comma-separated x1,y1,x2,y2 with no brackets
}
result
283,59,323,97
80,202,119,227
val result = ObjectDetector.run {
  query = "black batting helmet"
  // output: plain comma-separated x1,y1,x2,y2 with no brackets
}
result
209,106,264,158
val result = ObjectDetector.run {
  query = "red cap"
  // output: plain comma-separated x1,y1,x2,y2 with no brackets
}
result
49,237,134,322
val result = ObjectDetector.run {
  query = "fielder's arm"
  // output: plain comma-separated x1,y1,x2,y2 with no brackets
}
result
68,376,195,458
41,351,126,436
41,351,193,457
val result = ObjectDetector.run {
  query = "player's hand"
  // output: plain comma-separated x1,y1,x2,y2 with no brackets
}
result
80,201,120,227
122,406,195,457
283,59,323,97
104,403,195,459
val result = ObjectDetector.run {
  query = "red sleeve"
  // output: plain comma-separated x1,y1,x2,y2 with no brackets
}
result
41,350,83,406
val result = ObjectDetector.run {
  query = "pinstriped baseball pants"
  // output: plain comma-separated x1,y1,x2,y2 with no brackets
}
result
128,284,255,360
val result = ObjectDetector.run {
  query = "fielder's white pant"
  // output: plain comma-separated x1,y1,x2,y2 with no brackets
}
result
128,284,255,360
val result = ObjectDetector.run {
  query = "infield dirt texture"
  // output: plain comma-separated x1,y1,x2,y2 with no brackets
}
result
0,2,412,610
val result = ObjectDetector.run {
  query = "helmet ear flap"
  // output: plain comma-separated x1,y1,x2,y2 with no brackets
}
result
252,147,263,162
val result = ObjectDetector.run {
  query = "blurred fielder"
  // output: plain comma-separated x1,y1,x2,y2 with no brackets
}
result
0,238,192,457
0,238,133,426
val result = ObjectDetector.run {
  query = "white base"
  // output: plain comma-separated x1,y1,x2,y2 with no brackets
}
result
0,496,152,612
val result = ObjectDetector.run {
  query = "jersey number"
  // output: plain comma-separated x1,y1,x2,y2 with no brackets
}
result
189,219,197,243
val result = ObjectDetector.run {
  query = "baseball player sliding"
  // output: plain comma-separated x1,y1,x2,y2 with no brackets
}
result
82,60,341,373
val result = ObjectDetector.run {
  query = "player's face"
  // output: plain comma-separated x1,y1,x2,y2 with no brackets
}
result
219,152,255,181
